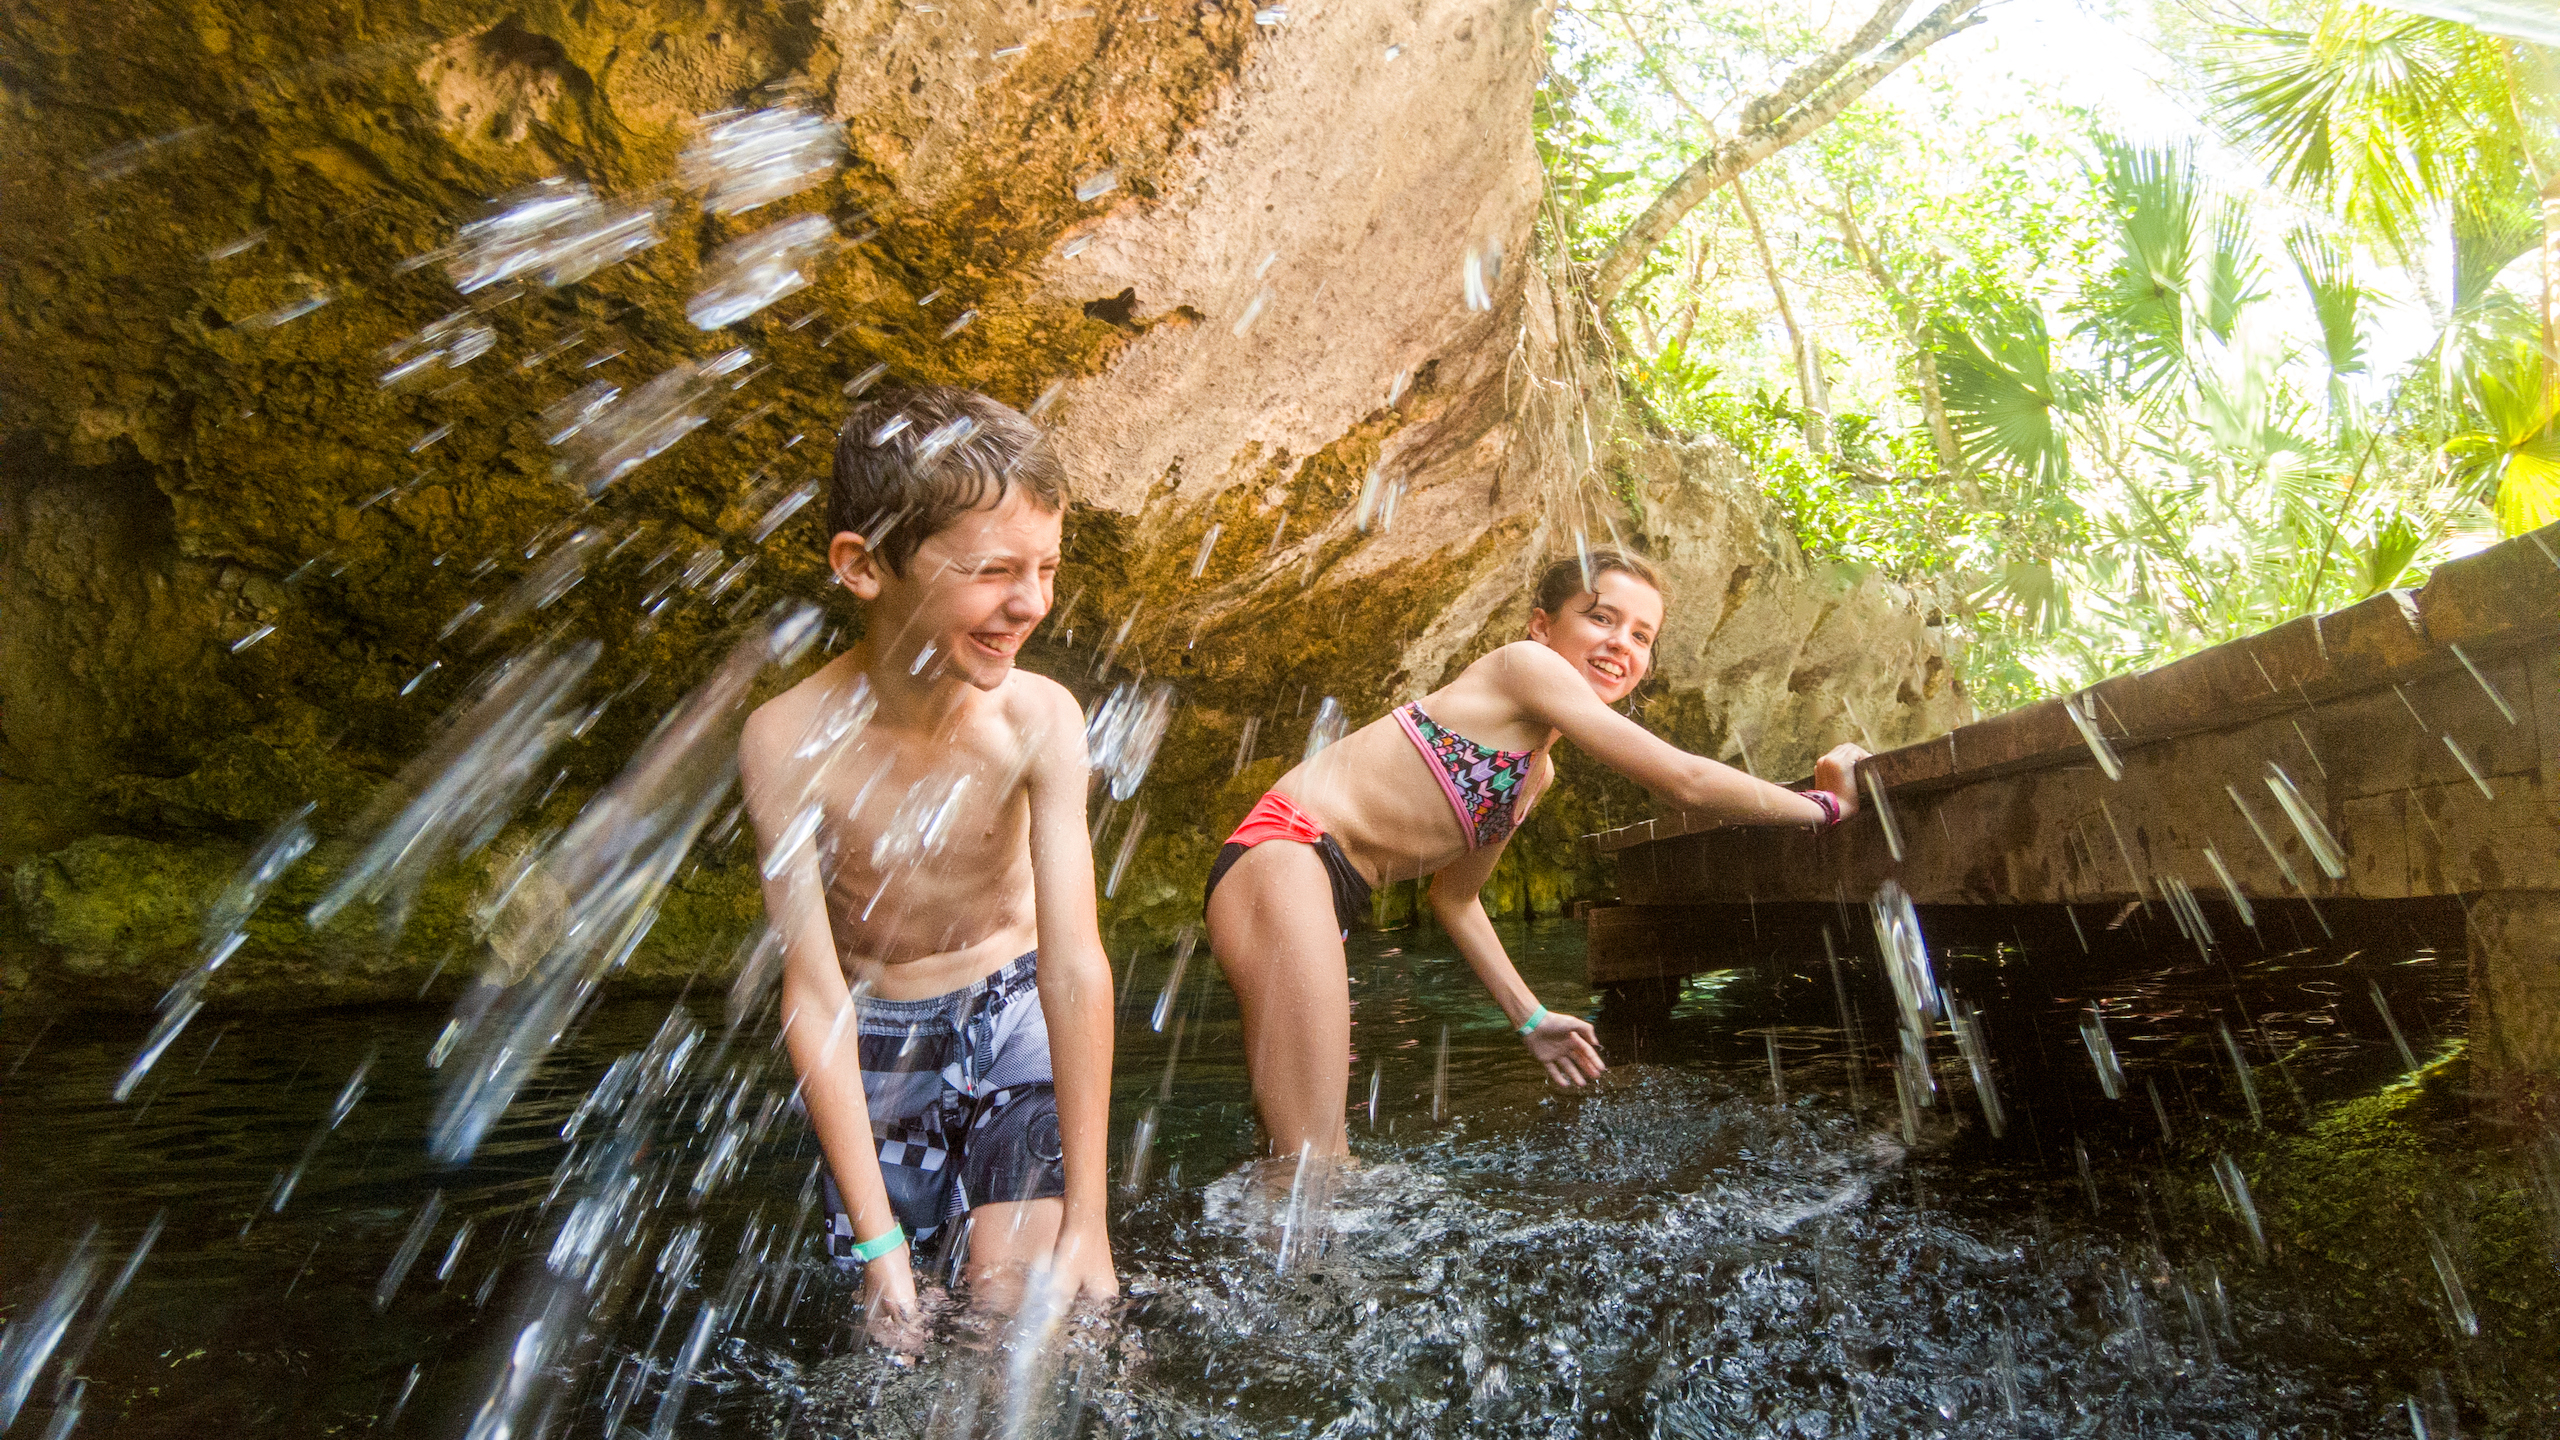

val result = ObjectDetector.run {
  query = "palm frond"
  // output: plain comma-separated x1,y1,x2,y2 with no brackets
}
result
2284,225,2370,385
1932,299,2073,483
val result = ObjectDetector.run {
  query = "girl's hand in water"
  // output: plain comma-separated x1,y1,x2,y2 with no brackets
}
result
1525,1011,1607,1087
861,1247,928,1354
1813,742,1869,820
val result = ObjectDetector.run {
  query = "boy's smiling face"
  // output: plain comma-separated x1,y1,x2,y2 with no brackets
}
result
834,486,1062,691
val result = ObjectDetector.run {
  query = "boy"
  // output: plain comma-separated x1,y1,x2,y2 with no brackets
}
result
738,384,1116,1346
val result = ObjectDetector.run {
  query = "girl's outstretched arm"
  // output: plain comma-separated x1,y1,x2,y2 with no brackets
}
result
1494,642,1862,825
1425,816,1607,1087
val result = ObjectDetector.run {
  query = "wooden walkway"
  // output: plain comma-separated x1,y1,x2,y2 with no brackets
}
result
1585,523,2560,1102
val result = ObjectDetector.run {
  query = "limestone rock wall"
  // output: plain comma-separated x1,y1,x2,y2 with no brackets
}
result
0,0,1965,1011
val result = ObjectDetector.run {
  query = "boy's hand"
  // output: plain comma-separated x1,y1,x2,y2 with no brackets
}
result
1526,1012,1607,1087
1043,1219,1119,1309
1813,742,1869,819
860,1248,927,1353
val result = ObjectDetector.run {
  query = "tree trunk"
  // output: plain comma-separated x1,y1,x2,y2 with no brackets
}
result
1587,0,1989,311
1733,177,1829,453
1831,201,1966,487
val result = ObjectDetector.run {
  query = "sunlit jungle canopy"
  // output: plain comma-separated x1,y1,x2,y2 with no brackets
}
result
2,0,2552,1009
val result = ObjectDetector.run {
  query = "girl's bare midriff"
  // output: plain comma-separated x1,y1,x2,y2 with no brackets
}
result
1269,674,1553,888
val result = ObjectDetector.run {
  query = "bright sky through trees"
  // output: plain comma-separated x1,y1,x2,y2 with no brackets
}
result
1543,0,2554,714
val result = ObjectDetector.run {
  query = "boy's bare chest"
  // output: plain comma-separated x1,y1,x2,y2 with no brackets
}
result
812,729,1033,885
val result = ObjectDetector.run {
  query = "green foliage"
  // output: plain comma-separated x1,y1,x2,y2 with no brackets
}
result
2204,6,2548,261
1540,0,2549,719
1934,296,2074,483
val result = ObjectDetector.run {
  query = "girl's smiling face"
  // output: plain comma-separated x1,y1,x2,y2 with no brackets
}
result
1527,569,1662,704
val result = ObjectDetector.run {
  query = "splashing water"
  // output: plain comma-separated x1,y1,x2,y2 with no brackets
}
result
1085,681,1174,802
309,644,598,936
679,104,846,216
688,213,838,329
13,907,2547,1436
379,309,496,387
553,348,754,494
426,605,820,1163
443,179,663,293
1303,696,1347,762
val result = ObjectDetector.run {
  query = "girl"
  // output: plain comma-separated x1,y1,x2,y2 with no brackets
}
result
1204,549,1868,1158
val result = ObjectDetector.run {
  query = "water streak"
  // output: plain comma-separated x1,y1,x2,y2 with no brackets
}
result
680,104,845,215
427,607,819,1162
1086,681,1175,802
446,179,663,293
554,348,755,494
308,642,599,934
2080,1006,2126,1099
688,213,838,329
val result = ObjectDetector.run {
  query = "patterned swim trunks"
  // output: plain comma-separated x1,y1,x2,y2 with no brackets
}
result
819,950,1066,1268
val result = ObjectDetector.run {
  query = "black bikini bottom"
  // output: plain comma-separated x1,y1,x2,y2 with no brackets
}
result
1202,833,1374,938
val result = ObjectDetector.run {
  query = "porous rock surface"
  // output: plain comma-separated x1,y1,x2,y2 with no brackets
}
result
0,0,1964,1010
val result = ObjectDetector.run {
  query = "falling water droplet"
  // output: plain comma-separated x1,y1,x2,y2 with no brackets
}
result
1431,1024,1450,1122
2371,981,2422,1074
2063,693,2122,780
2218,1021,2264,1128
2079,1006,2125,1099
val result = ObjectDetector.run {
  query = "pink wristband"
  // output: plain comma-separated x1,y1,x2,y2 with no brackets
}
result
1804,789,1842,826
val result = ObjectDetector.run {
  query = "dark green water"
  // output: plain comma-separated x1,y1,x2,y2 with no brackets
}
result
5,913,2554,1437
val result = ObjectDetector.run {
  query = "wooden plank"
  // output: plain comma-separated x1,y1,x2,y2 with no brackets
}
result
2416,522,2560,652
1590,530,2560,923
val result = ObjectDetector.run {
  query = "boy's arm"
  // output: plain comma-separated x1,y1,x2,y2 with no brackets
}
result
1423,770,1606,1087
738,709,921,1343
1019,682,1119,1302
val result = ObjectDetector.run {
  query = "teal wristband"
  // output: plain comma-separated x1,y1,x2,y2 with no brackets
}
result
1514,1004,1549,1038
848,1224,906,1263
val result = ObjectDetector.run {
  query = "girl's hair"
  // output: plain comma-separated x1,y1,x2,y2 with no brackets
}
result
1532,548,1663,617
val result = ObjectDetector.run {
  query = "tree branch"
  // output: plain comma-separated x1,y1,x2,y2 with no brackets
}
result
1588,0,1990,311
1739,0,1920,132
1733,176,1829,452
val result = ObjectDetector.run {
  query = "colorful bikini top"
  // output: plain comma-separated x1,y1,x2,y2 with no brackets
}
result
1393,701,1544,850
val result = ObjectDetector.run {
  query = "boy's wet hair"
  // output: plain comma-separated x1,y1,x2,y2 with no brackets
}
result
829,383,1067,576
1533,548,1663,617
